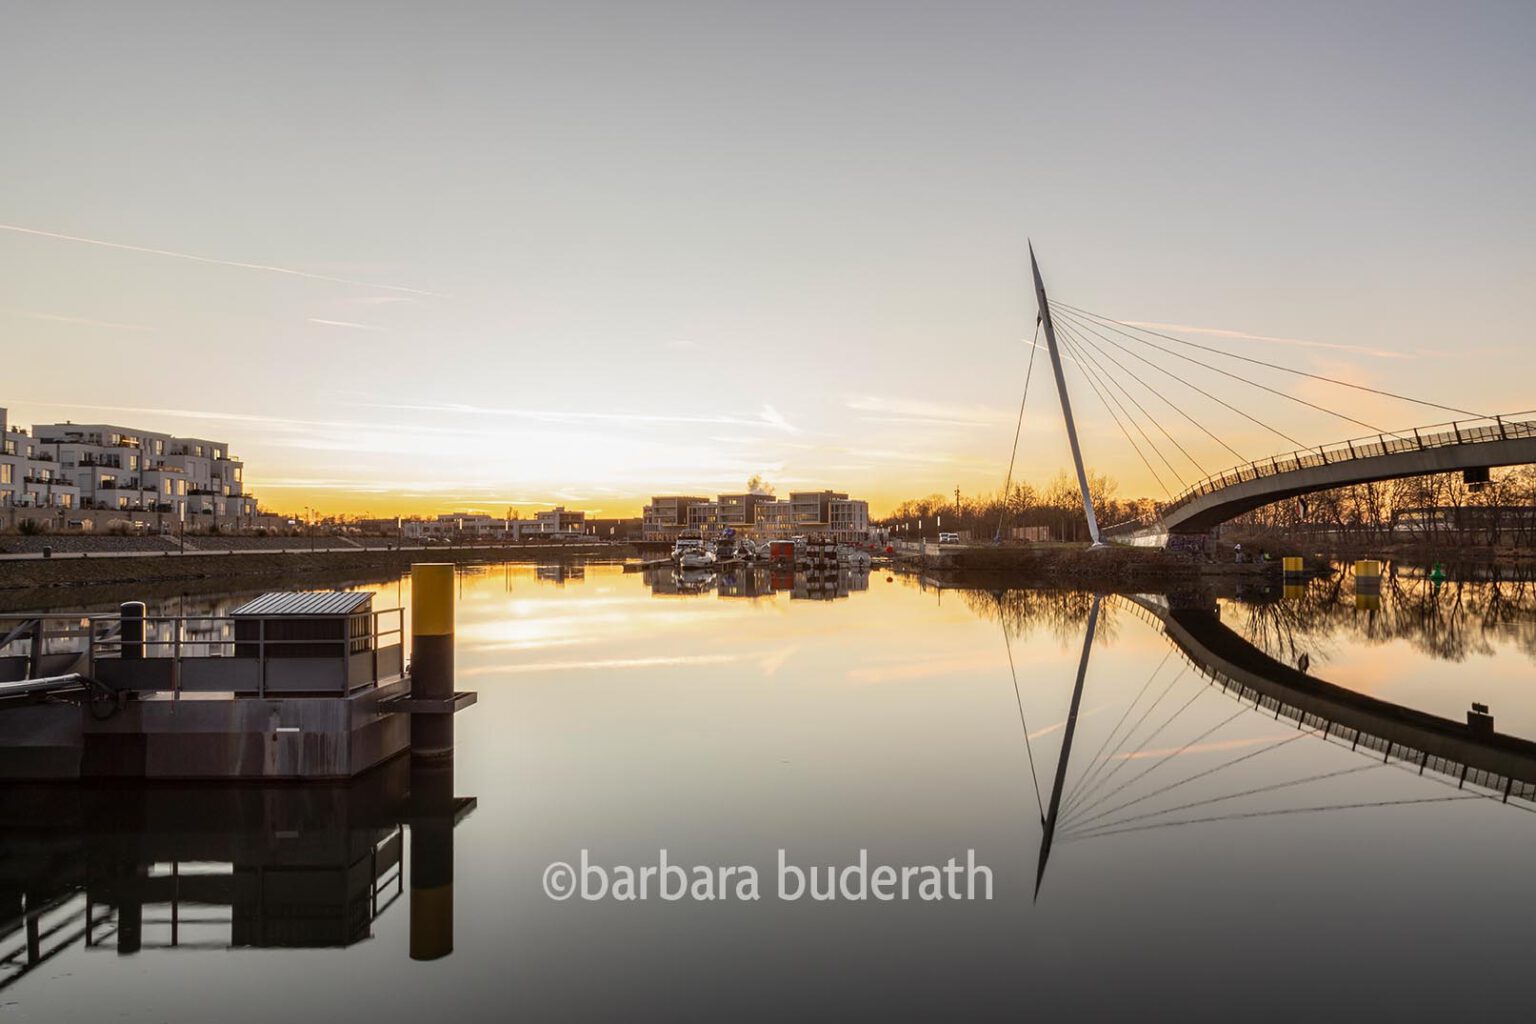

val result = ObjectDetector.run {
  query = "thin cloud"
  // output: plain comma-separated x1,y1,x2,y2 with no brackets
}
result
0,222,441,297
346,295,415,306
1,307,157,333
758,404,799,434
846,394,1012,426
360,399,798,433
857,415,996,429
307,318,380,331
1122,320,1412,360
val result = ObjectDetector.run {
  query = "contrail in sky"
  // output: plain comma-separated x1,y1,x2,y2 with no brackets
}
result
0,223,441,297
1123,320,1411,360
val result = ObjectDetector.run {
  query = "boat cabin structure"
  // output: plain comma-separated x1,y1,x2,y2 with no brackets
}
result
0,587,472,781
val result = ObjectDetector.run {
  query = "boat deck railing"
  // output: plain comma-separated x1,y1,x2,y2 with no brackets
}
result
0,609,405,698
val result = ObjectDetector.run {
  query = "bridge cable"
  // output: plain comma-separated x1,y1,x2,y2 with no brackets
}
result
1052,304,1383,440
1054,301,1489,420
1056,318,1192,490
1045,309,1279,457
1063,726,1325,835
996,322,1041,542
1055,321,1213,478
1066,761,1382,841
1060,649,1173,807
999,603,1048,821
1059,664,1192,817
1057,794,1482,843
1058,703,1252,829
1059,660,1193,816
1057,332,1174,497
1058,331,1176,497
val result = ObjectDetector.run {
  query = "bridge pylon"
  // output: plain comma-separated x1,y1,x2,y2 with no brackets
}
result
1030,243,1105,547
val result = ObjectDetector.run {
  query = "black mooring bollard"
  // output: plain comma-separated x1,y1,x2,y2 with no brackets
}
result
120,601,146,661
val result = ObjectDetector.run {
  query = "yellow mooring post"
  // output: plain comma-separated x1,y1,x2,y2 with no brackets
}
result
1281,557,1306,600
410,563,456,759
408,562,457,961
1354,559,1382,610
409,758,455,961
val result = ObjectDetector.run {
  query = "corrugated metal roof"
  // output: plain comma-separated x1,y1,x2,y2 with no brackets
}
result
229,591,373,617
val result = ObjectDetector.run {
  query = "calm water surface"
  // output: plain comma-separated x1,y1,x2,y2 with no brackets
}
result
5,561,1535,1021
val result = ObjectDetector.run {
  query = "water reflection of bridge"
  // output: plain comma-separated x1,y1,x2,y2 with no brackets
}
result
988,586,1536,894
1120,595,1536,804
0,755,474,993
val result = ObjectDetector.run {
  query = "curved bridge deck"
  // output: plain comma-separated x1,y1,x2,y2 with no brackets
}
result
1107,413,1536,541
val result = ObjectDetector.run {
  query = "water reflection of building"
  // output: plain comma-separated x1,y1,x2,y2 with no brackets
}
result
791,565,870,601
640,565,870,600
0,756,474,992
535,562,586,585
642,567,720,596
716,567,773,599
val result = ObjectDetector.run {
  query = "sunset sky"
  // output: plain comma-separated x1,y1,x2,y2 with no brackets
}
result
3,1,1532,518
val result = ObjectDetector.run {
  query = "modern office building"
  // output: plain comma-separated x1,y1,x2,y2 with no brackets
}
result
642,495,711,541
643,489,871,543
402,506,590,541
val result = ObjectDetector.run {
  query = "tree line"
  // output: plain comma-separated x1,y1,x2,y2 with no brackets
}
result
879,466,1536,547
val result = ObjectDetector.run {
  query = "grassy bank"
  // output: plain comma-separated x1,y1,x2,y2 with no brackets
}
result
922,542,1279,584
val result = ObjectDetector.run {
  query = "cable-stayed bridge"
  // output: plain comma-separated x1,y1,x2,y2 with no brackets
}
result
1107,414,1536,543
1008,249,1534,547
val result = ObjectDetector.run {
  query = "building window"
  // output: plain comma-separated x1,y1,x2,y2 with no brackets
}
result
0,464,10,485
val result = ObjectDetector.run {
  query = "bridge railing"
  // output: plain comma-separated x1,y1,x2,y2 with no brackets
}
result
1105,411,1536,534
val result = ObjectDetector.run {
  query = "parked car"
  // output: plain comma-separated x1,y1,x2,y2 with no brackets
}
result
938,532,960,544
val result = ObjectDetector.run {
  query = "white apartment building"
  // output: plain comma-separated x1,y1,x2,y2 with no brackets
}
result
1,409,80,514
2,410,259,521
